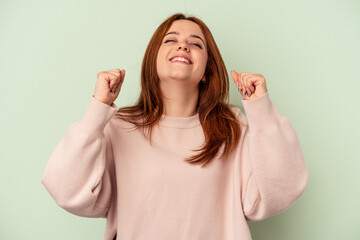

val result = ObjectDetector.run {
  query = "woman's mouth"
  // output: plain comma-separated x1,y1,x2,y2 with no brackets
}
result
169,56,192,64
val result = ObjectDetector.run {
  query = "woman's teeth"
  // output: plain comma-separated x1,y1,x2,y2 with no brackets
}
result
170,57,190,64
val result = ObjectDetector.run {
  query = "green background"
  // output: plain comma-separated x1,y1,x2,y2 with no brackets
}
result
1,0,359,239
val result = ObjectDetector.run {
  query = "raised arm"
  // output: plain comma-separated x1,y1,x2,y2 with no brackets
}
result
42,68,125,217
236,92,308,221
41,96,119,218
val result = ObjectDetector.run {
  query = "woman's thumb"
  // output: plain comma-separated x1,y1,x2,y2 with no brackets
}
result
231,70,238,81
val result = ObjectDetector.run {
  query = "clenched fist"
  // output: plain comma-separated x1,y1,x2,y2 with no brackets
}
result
231,71,268,101
93,69,125,105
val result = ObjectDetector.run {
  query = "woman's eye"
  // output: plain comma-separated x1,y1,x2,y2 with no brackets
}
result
192,43,203,49
164,39,203,49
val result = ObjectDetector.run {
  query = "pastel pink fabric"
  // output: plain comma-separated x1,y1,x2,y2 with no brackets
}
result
41,91,308,240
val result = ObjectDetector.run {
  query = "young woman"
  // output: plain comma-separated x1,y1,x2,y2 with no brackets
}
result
42,13,308,240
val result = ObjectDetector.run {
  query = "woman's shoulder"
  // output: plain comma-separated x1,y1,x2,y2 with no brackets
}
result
107,111,142,131
228,104,248,126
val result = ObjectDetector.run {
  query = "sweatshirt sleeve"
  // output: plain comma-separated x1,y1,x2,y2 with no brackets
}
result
236,91,308,222
41,96,119,218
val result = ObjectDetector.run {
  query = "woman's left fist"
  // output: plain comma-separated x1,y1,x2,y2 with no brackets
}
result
231,71,268,101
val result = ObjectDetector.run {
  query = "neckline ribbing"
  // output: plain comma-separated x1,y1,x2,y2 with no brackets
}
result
158,113,201,128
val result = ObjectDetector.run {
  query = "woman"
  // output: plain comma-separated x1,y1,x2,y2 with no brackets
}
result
42,13,308,240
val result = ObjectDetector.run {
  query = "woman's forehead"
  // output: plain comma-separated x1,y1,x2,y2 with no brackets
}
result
166,20,204,37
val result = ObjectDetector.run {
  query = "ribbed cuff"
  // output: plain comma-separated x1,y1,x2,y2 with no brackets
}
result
241,91,284,131
76,96,120,137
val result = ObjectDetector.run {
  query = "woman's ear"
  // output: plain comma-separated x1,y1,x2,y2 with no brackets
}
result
201,75,206,83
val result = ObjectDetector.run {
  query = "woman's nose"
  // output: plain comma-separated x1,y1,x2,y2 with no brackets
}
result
177,41,189,52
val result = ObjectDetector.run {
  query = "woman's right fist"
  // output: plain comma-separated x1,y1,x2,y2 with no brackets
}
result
93,69,125,105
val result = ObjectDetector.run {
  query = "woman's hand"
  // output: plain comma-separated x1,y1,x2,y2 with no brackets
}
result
93,69,125,105
231,71,268,101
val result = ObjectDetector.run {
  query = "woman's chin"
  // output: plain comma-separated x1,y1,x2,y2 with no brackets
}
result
167,73,192,81
158,72,200,83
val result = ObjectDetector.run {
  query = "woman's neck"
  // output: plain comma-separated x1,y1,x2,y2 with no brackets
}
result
160,82,199,117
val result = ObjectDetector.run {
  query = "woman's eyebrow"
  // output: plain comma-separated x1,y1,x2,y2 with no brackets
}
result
164,31,206,46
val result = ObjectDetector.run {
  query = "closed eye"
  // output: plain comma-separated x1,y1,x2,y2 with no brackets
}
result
164,39,203,49
192,43,203,49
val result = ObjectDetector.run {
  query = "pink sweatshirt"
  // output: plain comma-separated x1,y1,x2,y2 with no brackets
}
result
41,91,308,240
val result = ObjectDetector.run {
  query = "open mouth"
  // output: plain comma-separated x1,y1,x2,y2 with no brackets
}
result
169,56,192,64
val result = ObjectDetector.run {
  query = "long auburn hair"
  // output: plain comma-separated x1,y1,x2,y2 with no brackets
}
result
114,13,245,167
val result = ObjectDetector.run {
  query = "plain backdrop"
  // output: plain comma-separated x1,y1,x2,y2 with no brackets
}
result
0,0,359,239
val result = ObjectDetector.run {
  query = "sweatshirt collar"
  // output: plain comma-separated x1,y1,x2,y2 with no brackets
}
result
158,113,201,128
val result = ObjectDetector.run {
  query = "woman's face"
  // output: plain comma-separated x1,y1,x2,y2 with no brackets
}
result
156,19,208,87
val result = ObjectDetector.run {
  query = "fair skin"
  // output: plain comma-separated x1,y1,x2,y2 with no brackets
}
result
156,20,208,117
231,71,268,100
93,21,268,110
